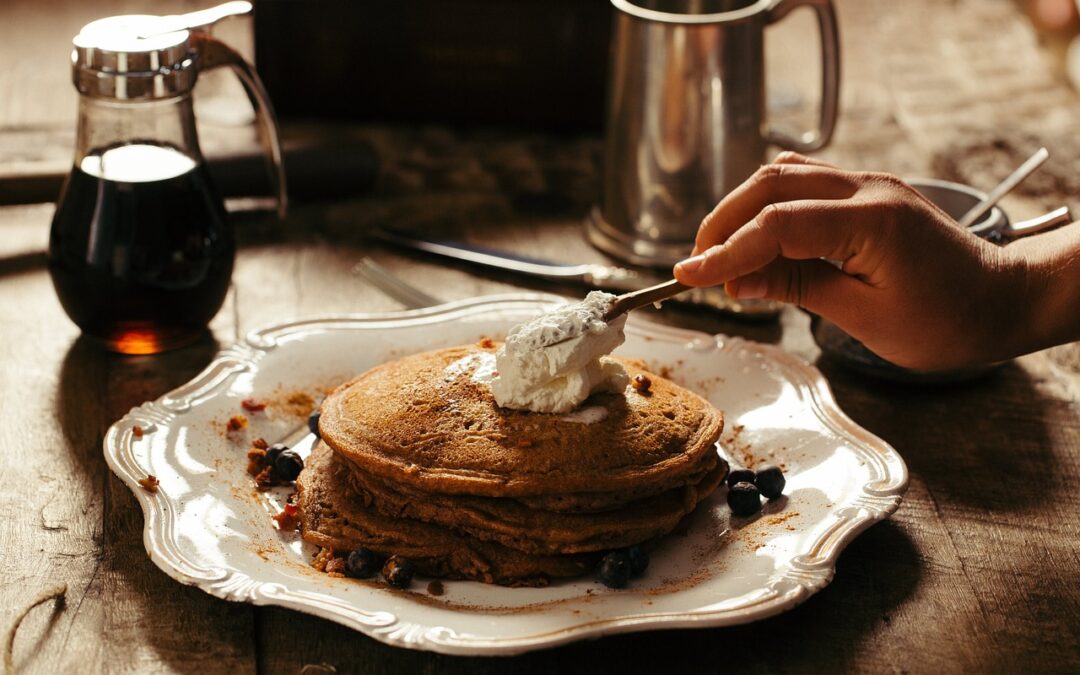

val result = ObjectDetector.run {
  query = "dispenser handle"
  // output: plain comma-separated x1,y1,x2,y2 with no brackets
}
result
141,1,253,38
192,33,288,219
764,0,841,153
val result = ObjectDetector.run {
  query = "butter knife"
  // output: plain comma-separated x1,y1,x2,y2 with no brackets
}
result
370,228,781,319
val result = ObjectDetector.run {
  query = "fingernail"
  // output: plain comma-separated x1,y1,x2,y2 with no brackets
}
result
733,273,767,299
676,254,706,274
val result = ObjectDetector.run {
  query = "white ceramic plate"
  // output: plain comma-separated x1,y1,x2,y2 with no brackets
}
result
104,294,908,656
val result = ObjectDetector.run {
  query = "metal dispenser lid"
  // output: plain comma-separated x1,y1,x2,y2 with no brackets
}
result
70,2,253,100
72,15,196,100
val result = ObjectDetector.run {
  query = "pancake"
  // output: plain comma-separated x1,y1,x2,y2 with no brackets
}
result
300,343,727,586
318,344,724,499
339,447,727,555
297,443,598,586
510,460,715,513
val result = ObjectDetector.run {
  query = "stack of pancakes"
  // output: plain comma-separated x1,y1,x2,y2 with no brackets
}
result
296,343,726,586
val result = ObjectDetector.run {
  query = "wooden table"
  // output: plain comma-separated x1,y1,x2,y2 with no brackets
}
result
3,0,1079,672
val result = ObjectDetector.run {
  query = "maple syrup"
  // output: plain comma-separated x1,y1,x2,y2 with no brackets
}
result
48,143,233,354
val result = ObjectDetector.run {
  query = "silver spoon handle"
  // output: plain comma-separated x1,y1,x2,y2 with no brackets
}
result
956,147,1048,229
604,279,691,321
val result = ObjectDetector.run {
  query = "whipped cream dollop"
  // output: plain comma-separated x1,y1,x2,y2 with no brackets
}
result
490,291,628,414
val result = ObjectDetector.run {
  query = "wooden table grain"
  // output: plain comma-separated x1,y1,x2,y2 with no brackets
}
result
2,0,1079,673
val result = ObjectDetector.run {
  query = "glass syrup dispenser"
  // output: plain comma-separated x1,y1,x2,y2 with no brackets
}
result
49,1,285,354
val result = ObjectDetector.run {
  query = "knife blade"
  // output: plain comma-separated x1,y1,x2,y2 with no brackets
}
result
370,228,781,319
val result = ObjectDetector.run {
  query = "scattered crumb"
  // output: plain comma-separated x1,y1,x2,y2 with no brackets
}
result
254,466,275,491
246,446,267,476
427,581,445,596
312,547,336,572
138,475,159,493
252,437,268,450
132,425,144,438
273,502,300,531
241,398,267,413
227,415,247,432
478,338,495,349
324,557,347,578
632,373,652,394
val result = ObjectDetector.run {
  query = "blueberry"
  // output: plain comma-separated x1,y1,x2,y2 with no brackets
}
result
265,443,288,464
274,449,304,481
756,465,786,499
727,468,756,489
382,555,415,589
598,551,632,589
727,481,761,517
346,548,379,578
308,410,321,437
625,545,649,577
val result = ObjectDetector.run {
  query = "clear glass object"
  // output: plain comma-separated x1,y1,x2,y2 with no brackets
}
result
48,3,285,354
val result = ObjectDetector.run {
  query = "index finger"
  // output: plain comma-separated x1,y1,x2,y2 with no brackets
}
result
771,151,840,169
692,163,859,255
675,198,871,288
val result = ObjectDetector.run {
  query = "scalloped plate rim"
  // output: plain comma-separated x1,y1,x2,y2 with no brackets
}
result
103,292,908,656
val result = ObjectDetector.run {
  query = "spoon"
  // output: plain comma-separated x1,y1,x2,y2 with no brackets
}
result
603,278,690,321
956,147,1049,229
536,279,690,348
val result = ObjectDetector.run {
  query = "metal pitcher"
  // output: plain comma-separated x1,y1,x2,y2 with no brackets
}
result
587,0,840,267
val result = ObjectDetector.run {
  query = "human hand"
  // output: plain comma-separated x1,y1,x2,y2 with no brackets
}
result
672,153,1025,370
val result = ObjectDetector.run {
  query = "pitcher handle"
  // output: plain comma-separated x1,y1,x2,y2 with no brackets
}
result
764,0,840,153
192,33,288,219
